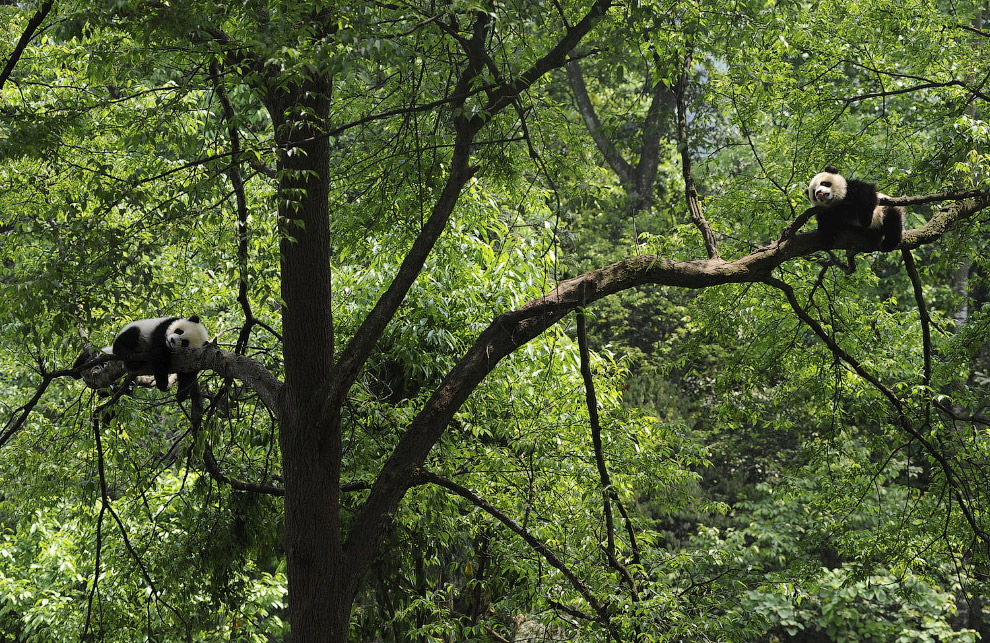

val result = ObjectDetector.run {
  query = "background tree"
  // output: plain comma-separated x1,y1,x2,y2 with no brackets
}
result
2,0,990,641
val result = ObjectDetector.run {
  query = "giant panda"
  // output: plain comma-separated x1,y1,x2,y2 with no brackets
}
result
103,315,209,401
806,165,904,252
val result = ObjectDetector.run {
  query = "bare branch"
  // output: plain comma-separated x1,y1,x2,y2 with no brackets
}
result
901,249,933,389
845,80,989,104
576,302,638,597
0,364,75,449
203,442,285,496
765,275,990,545
209,59,255,355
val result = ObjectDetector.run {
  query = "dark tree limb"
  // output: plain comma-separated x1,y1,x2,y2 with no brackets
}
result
901,248,933,389
845,80,989,104
0,0,53,92
483,0,614,117
674,49,719,260
331,0,615,409
576,301,638,598
566,60,635,185
421,470,612,625
0,362,77,449
765,275,990,548
209,59,255,356
635,65,671,212
568,54,672,218
81,386,130,641
188,378,285,496
87,386,187,632
778,206,819,242
202,442,285,496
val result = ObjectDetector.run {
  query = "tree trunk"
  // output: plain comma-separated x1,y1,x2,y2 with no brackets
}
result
268,78,346,641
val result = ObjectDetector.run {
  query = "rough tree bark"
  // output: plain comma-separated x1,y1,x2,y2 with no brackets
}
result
265,76,344,638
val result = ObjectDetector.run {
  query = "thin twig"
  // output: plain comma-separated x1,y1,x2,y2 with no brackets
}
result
576,300,638,598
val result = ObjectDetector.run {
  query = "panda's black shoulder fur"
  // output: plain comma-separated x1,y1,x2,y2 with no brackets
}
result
839,179,879,226
113,317,179,392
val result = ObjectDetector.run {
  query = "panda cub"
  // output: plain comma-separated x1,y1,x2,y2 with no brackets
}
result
104,315,209,401
806,165,904,252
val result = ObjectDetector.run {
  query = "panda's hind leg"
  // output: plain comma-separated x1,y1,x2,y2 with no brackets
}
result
111,326,142,358
176,372,199,402
879,206,904,252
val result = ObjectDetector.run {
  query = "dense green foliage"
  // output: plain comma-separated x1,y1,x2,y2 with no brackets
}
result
2,0,990,640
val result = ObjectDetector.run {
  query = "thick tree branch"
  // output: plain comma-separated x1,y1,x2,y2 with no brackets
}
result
566,60,635,185
902,195,990,247
881,190,989,207
80,345,283,418
342,190,990,592
331,0,614,407
0,0,53,93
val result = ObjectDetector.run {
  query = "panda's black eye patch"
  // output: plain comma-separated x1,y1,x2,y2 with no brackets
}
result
181,339,190,347
175,329,185,334
821,181,832,187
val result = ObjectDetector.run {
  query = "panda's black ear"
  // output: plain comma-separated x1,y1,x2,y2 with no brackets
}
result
188,315,200,323
823,165,839,174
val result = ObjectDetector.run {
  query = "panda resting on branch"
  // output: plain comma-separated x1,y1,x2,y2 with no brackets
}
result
806,165,904,252
102,315,209,402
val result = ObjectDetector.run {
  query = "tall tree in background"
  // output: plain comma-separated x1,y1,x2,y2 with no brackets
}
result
2,0,990,640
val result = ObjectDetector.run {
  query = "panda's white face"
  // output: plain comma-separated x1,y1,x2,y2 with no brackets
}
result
166,317,208,351
807,171,847,205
